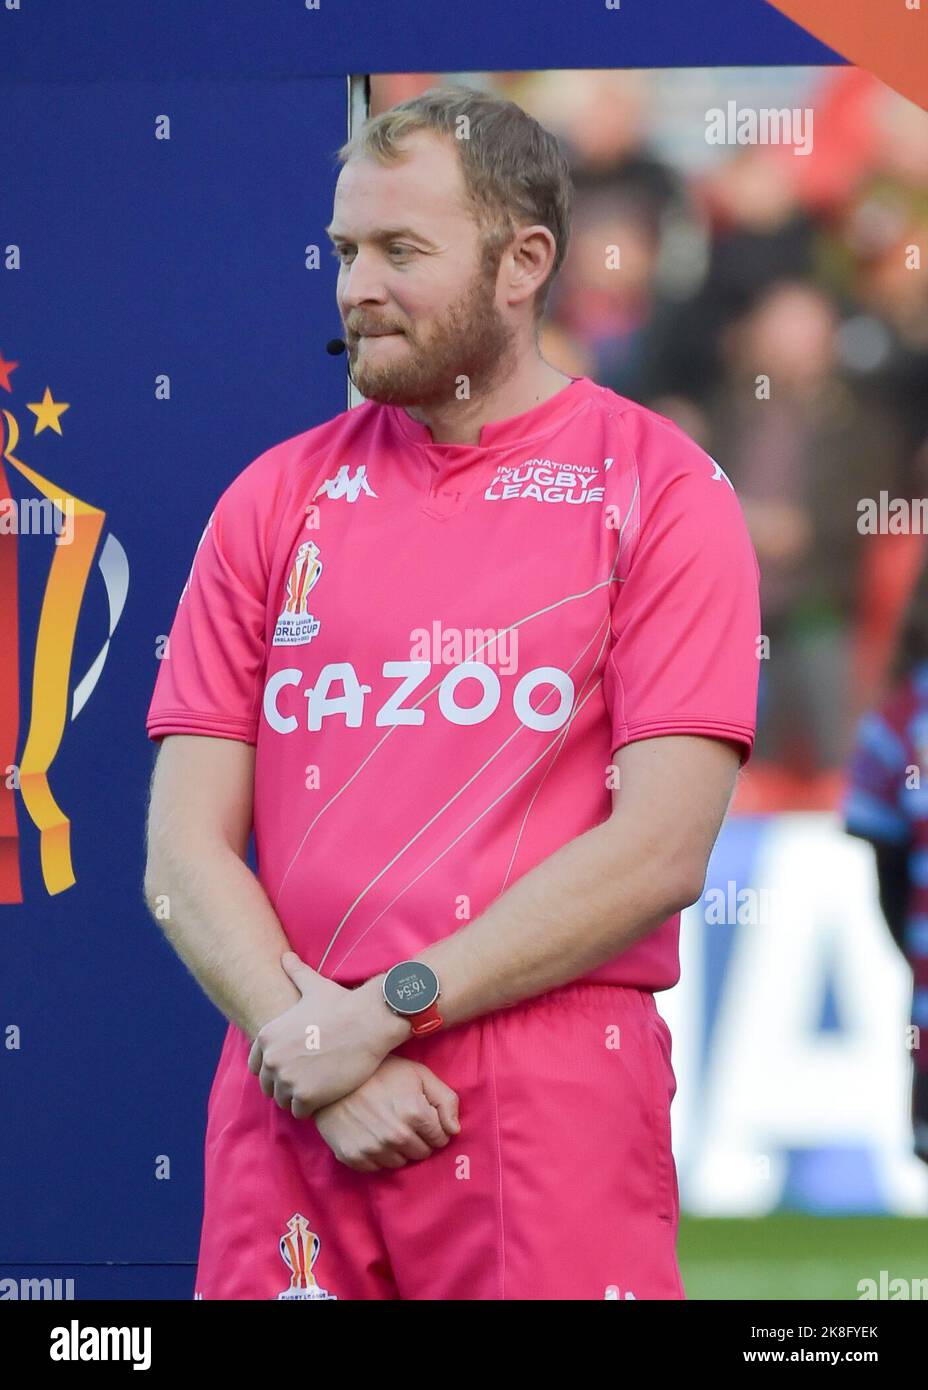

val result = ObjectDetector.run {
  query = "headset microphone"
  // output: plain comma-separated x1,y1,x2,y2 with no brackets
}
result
326,335,360,392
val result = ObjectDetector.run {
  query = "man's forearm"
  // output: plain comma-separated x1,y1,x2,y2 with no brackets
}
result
248,737,737,1116
144,841,300,1040
372,816,697,1035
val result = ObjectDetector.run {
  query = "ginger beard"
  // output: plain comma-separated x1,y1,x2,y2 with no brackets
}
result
345,246,518,408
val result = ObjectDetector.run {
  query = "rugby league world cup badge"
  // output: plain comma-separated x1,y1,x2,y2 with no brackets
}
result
276,1213,338,1300
273,540,323,648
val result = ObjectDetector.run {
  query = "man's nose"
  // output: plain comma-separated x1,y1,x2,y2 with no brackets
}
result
339,250,389,309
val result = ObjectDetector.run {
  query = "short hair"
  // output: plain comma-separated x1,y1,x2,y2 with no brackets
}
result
334,84,573,324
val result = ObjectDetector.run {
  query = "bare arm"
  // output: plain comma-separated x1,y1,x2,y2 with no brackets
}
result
144,732,460,1163
246,733,743,1117
143,734,299,1040
406,734,742,1026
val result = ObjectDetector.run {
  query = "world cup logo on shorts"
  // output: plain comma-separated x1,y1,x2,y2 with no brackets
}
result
276,1213,337,1300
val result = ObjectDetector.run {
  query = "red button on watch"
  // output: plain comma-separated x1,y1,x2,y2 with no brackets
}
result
382,961,443,1036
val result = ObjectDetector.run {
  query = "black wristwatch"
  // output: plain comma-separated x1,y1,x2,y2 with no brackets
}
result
382,961,443,1036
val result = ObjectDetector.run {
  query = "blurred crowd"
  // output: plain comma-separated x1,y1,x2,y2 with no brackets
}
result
372,69,928,812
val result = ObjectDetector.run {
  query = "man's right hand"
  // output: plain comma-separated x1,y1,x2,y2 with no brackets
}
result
312,1056,460,1172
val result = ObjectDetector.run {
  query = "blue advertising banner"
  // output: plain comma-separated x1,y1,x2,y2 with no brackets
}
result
3,1,841,80
2,74,348,1296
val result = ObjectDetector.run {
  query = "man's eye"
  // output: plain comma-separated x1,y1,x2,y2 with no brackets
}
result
330,245,412,262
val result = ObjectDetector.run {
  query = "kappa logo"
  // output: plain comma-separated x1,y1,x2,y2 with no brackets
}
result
314,463,378,503
273,540,324,648
484,457,604,505
604,1285,637,1299
276,1213,338,1300
709,458,735,490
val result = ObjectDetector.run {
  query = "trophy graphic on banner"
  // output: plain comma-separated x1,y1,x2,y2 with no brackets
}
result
0,349,128,901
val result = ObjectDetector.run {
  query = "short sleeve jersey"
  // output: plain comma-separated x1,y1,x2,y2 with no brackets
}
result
146,376,760,989
843,661,928,1055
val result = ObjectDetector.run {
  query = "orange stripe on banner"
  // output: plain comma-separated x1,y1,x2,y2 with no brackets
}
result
765,0,928,113
2,409,105,896
0,418,24,903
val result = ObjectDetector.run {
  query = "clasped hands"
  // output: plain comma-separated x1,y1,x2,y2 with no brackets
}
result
246,951,459,1172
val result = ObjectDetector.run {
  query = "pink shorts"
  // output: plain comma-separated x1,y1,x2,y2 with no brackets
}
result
194,981,684,1300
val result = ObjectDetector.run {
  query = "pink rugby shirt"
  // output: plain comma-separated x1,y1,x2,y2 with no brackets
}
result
146,375,760,990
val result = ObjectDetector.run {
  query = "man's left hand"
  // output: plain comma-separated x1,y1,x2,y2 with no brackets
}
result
247,952,403,1118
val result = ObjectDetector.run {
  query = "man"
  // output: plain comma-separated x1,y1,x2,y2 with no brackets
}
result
144,85,760,1300
842,547,928,1172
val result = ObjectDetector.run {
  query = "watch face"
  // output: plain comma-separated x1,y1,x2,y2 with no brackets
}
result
383,961,439,1015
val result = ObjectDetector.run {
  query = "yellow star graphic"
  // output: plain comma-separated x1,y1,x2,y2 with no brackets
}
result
26,386,70,436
